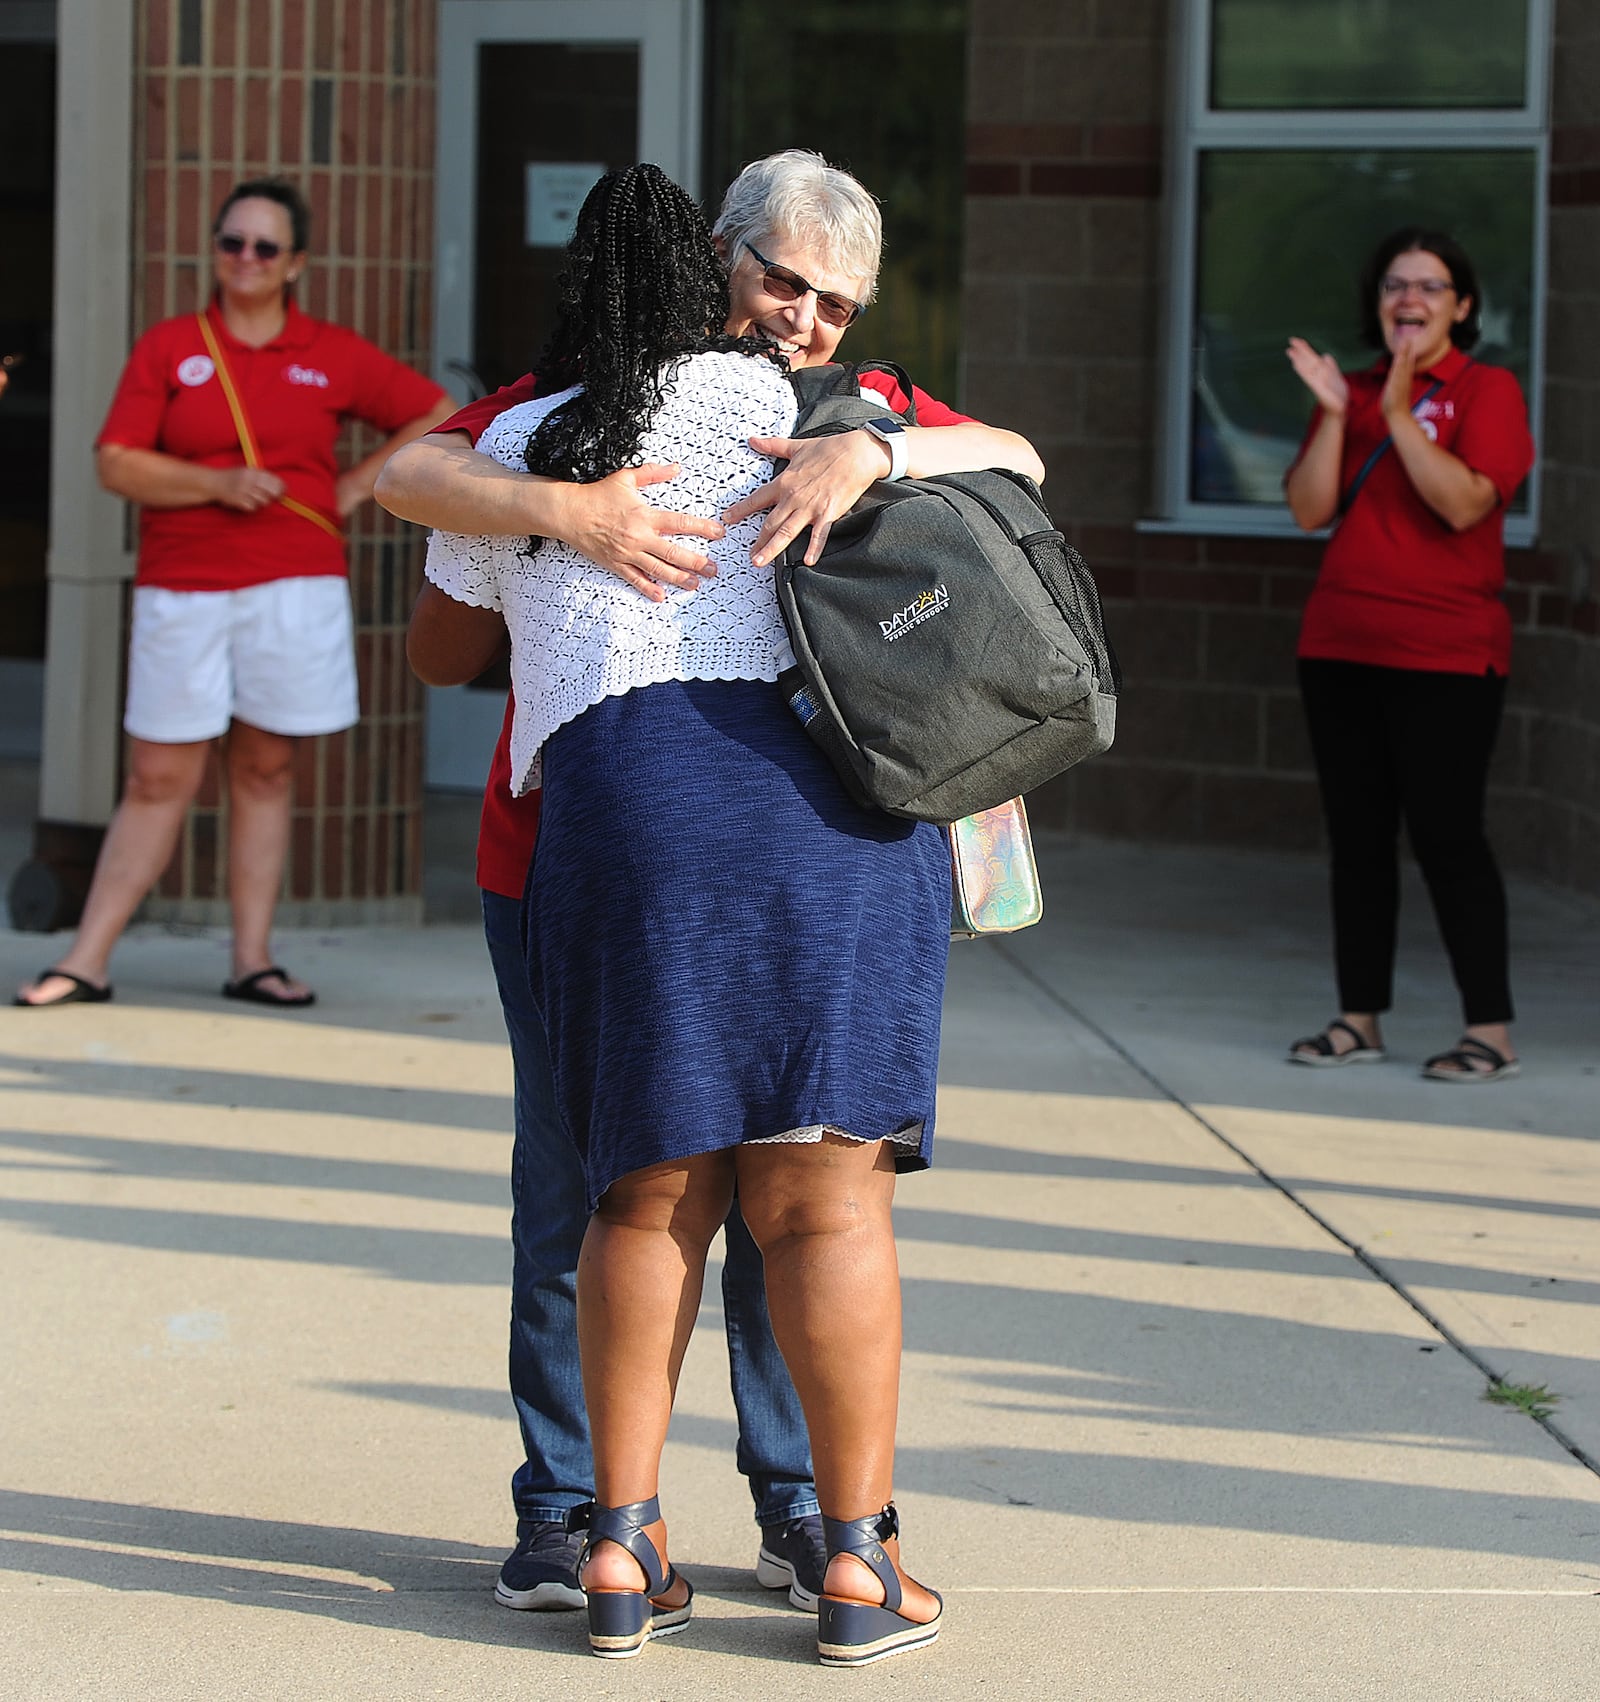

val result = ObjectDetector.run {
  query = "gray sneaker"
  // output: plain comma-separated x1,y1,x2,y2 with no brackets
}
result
755,1514,827,1610
494,1520,586,1610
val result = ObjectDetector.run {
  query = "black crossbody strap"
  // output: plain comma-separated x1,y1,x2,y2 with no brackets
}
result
1336,372,1452,519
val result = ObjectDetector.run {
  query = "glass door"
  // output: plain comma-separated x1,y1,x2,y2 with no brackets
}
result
428,0,702,791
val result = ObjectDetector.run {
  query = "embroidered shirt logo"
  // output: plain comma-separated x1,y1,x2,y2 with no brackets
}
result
177,355,215,387
1413,397,1456,443
879,585,949,642
285,364,331,387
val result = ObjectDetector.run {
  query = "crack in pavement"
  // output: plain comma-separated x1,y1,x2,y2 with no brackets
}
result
992,941,1600,1483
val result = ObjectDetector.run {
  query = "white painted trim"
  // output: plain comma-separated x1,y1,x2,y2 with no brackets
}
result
435,0,703,403
1154,0,1551,541
39,0,135,826
1135,513,1540,549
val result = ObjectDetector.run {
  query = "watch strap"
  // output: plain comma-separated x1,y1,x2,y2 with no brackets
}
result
864,417,909,482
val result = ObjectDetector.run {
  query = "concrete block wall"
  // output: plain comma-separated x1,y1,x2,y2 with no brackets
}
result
1518,0,1600,896
133,0,437,920
963,0,1600,897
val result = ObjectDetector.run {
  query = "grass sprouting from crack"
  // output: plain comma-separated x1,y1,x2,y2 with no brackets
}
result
1484,1380,1563,1422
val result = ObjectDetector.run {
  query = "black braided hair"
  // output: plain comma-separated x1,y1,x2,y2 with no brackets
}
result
524,163,782,484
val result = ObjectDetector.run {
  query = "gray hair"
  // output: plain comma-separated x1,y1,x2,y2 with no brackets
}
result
712,149,883,304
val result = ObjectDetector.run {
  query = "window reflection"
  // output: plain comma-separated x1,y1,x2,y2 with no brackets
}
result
1191,149,1536,508
704,0,968,401
1211,0,1529,111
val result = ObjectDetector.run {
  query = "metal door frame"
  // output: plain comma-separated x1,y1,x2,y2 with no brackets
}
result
426,0,702,792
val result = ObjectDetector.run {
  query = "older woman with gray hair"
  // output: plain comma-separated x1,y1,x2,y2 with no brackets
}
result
379,148,1041,582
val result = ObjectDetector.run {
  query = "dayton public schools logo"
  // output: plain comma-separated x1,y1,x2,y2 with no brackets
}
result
879,585,950,643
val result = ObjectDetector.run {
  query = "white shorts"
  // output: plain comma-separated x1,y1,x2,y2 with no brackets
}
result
124,577,360,743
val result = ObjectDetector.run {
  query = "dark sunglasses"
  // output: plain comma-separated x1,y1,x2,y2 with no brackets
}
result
215,232,286,261
743,242,866,329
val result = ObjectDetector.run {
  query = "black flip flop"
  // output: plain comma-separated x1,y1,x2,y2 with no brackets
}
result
15,969,113,1007
222,966,316,1008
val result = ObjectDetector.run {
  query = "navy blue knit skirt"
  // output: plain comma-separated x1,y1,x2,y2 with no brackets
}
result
522,678,949,1211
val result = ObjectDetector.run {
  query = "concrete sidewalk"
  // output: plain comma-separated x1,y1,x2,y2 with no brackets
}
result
1,838,1597,1700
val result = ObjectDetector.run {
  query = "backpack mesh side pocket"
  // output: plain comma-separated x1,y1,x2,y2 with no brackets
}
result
1021,531,1121,697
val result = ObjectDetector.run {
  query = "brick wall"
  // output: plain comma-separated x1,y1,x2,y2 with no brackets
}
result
1516,0,1600,897
963,0,1600,897
134,0,437,921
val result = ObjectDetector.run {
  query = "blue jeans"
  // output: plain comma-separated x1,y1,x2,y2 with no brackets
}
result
481,889,818,1530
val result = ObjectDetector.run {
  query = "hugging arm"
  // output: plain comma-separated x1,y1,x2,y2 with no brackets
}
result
377,430,725,602
731,420,1048,568
406,580,509,687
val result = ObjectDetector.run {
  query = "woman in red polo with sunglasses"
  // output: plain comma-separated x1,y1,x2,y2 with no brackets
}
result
15,178,450,1010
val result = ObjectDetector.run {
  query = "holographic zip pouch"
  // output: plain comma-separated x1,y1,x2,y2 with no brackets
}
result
948,797,1043,938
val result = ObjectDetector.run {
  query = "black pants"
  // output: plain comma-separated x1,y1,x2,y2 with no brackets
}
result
1298,659,1513,1026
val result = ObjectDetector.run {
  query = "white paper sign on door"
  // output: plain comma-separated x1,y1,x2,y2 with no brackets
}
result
525,163,606,247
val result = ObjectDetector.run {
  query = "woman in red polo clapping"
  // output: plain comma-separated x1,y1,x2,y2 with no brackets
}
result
1283,227,1534,1083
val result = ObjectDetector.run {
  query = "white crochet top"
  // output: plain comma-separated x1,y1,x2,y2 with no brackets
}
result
424,349,801,795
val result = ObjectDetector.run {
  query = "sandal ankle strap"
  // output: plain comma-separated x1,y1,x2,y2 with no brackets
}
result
566,1496,669,1595
821,1503,901,1612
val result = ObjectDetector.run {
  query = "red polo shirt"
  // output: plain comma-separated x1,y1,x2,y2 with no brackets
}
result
1292,347,1534,675
98,300,446,592
447,365,976,898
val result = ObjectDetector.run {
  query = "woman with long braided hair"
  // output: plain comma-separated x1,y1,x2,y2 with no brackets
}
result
409,164,945,1667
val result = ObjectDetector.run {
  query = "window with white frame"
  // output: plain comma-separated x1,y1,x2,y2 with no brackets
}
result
1155,0,1550,542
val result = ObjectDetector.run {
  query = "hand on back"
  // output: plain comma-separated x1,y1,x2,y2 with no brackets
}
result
560,463,725,604
727,431,888,568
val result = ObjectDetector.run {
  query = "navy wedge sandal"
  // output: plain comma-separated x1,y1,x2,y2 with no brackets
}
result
816,1503,942,1667
566,1496,694,1658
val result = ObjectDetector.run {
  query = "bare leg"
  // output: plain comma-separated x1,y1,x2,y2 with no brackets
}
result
735,1134,938,1621
577,1150,736,1601
224,721,311,998
15,737,210,1002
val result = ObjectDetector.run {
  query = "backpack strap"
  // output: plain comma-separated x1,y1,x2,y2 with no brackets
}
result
847,359,919,424
786,359,918,433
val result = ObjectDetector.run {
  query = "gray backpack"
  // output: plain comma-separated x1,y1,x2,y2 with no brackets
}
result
775,361,1119,824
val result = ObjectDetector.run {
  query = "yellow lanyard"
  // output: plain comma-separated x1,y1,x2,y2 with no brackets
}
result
194,312,343,540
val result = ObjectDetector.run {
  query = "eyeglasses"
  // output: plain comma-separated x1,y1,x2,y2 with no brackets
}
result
743,242,866,329
216,232,286,262
1379,276,1455,298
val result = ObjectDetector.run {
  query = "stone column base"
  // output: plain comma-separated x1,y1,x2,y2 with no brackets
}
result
6,819,106,933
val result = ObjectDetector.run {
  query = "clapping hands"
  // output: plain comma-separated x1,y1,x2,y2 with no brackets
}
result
1379,338,1418,422
1286,338,1350,419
